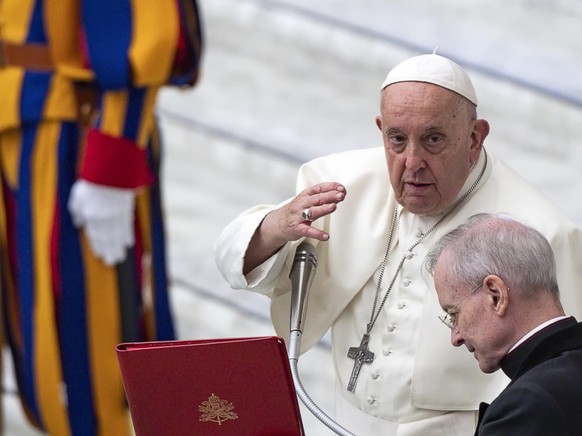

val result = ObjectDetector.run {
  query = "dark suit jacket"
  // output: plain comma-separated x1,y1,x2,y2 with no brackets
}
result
475,317,582,435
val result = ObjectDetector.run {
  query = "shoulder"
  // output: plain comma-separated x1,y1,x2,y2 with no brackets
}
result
482,367,582,434
478,151,580,233
517,347,582,388
506,351,582,413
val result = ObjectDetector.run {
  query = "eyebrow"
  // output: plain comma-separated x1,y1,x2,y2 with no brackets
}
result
385,126,445,135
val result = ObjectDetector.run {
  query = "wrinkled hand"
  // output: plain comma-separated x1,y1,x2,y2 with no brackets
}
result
242,182,346,274
265,182,347,244
68,180,136,266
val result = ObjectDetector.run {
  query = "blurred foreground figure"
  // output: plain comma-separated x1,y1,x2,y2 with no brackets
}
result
0,1,203,434
215,54,582,435
426,213,582,435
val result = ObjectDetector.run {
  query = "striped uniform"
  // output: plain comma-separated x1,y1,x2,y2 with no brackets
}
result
0,1,203,435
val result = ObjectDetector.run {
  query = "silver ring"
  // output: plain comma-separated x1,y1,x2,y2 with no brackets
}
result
301,208,312,221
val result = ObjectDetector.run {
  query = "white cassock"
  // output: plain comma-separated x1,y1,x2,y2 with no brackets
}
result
215,147,582,435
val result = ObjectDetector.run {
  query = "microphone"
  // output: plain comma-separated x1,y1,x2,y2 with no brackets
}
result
288,241,317,360
287,243,357,436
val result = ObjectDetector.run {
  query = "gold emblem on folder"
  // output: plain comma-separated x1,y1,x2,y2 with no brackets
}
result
199,393,238,425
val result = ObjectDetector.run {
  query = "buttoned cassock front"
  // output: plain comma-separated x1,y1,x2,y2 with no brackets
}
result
215,147,582,433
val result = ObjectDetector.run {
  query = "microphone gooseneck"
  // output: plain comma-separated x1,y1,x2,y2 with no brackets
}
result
288,242,356,436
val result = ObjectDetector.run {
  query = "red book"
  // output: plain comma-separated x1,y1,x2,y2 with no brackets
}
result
116,336,305,436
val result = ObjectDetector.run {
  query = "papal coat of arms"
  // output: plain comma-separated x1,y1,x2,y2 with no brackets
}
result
199,393,239,425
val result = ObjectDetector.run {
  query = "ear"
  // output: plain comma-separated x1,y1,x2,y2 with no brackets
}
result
471,119,490,150
375,115,382,131
483,274,510,317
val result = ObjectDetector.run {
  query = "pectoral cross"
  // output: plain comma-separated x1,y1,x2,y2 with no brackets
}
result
346,333,375,392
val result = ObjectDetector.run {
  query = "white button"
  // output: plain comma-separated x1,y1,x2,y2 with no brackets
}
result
397,301,406,309
415,229,423,238
367,396,376,405
403,279,411,286
371,372,379,380
387,323,396,332
405,251,414,259
383,347,391,356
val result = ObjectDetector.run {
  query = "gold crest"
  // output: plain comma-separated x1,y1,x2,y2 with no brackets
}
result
199,393,238,425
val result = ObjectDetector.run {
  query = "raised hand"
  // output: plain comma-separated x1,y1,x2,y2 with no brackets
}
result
242,182,346,274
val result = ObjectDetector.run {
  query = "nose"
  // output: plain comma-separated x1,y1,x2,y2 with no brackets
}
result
451,328,464,347
402,142,427,172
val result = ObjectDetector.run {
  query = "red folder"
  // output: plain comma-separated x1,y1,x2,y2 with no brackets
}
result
116,336,305,436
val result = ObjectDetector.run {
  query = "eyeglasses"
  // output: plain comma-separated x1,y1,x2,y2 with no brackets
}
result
438,282,484,330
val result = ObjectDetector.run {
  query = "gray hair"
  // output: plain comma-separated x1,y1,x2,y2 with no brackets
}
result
425,213,560,299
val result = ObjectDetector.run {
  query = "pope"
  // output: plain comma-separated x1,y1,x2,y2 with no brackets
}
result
215,53,582,434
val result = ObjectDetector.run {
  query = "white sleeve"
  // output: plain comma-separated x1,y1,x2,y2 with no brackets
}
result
214,205,292,294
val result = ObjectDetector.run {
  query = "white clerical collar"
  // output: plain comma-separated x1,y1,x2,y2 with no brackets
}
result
508,315,570,354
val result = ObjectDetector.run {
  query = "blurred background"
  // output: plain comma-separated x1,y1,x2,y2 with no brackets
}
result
4,0,582,434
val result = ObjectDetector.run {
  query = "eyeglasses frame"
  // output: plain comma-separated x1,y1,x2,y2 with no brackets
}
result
438,281,484,330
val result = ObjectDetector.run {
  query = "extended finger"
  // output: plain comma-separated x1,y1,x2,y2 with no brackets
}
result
297,221,330,242
303,182,346,202
298,183,346,218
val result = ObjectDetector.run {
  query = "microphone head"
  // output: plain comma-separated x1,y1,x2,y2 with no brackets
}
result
291,241,317,273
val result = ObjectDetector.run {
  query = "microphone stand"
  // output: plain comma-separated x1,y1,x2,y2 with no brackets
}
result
288,242,356,436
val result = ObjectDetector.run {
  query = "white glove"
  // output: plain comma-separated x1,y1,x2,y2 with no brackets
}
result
68,180,136,265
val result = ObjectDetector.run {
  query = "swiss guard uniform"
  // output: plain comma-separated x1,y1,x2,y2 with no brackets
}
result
0,1,203,435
